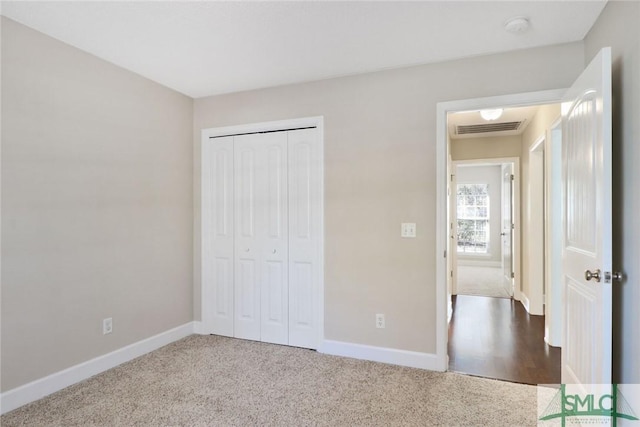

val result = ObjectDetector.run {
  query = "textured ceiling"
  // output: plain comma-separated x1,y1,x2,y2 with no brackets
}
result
1,1,607,98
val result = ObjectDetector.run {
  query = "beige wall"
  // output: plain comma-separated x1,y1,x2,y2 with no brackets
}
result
194,43,584,354
585,0,640,383
450,135,522,161
1,18,194,391
520,104,561,307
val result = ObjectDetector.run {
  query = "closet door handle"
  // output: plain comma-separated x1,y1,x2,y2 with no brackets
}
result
272,249,277,254
245,248,250,252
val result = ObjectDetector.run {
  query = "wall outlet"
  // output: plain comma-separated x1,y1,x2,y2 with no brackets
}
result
401,223,417,238
376,313,385,329
103,318,113,335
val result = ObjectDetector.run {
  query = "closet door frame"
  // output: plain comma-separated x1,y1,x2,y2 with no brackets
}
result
200,116,324,349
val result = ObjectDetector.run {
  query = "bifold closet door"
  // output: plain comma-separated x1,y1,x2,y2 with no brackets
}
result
234,132,289,345
201,136,234,337
288,128,321,349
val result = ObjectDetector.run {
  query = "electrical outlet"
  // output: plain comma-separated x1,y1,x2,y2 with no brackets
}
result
376,313,385,329
401,223,417,238
103,318,113,335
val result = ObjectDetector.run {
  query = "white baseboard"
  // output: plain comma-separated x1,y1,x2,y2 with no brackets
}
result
319,340,442,371
457,260,501,268
192,320,205,335
1,322,196,415
520,292,531,313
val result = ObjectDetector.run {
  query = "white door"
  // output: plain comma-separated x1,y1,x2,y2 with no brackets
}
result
562,47,612,385
288,128,322,348
234,132,289,344
501,164,514,297
260,135,289,345
201,136,235,337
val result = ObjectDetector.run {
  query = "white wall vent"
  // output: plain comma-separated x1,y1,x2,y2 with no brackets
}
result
456,121,524,135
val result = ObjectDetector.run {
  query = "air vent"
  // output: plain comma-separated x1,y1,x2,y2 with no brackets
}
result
456,121,523,135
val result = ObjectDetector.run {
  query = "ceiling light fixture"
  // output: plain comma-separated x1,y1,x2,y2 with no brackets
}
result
504,16,530,34
480,108,504,121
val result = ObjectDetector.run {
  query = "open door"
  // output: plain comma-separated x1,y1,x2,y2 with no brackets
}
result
501,163,514,297
561,47,612,385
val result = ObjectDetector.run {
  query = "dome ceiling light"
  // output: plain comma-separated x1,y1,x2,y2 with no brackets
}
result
504,16,530,34
480,108,504,121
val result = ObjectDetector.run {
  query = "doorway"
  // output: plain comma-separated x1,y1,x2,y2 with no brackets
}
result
438,94,564,384
450,159,519,300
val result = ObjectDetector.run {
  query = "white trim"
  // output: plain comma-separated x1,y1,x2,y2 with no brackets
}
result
200,116,325,349
457,260,501,268
526,135,546,316
0,322,196,415
319,340,441,371
520,292,531,314
193,320,205,335
545,118,563,347
530,134,546,152
202,116,322,139
436,89,566,371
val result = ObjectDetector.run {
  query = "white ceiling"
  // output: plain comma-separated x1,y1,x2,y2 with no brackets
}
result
1,1,607,99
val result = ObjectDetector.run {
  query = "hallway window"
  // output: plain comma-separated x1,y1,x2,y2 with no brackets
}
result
457,184,489,254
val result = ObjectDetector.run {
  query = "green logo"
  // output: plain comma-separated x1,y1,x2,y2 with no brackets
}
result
539,384,639,426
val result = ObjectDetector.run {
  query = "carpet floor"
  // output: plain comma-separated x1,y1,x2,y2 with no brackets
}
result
2,335,542,426
456,266,510,298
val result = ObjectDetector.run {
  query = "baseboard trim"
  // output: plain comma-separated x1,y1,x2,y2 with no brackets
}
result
192,320,205,335
0,322,196,415
457,260,501,268
319,340,441,371
521,293,531,313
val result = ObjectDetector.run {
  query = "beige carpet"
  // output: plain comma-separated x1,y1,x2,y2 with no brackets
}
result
457,266,510,298
1,335,540,426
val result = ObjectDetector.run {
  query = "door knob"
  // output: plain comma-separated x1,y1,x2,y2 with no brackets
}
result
501,232,507,236
585,269,601,282
272,249,277,254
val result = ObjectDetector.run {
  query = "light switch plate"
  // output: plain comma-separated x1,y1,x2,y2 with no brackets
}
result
401,223,416,238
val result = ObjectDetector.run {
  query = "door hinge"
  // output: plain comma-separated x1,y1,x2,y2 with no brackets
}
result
511,272,515,279
511,174,514,181
451,270,453,278
511,223,515,230
451,174,455,182
444,250,447,258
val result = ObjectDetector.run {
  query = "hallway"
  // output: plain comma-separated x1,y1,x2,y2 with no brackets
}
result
448,295,561,385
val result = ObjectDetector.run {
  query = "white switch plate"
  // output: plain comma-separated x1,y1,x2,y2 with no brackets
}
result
376,313,385,329
401,223,416,238
103,318,113,335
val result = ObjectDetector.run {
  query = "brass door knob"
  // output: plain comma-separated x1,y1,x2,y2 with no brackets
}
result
585,269,601,282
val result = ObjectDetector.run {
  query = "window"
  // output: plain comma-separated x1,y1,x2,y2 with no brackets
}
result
457,184,489,254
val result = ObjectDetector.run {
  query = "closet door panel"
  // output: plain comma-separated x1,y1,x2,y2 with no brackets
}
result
288,129,321,349
234,136,261,341
202,137,234,336
261,135,289,345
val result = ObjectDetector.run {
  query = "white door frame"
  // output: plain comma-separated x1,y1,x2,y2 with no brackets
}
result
526,135,546,316
200,116,325,348
436,89,565,371
450,158,521,300
545,118,563,347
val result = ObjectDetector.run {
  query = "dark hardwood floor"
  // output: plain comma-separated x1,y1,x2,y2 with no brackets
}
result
448,294,561,385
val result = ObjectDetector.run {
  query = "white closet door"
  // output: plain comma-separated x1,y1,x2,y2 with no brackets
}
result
201,137,234,336
260,135,289,345
234,132,289,343
288,128,321,349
